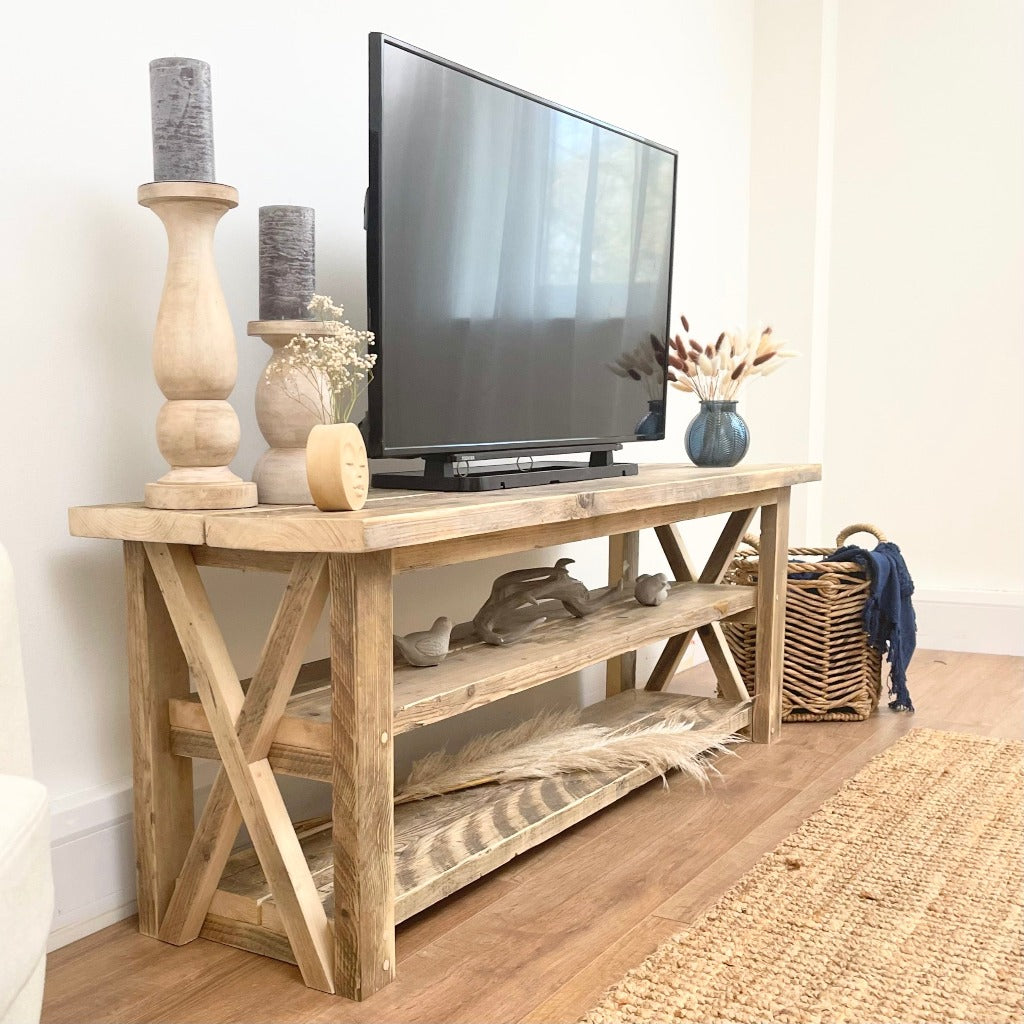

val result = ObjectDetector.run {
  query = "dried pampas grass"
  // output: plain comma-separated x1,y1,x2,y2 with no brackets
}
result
394,708,741,805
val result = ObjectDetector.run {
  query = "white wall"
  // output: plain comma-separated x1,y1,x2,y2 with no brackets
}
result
746,0,1024,655
0,0,755,946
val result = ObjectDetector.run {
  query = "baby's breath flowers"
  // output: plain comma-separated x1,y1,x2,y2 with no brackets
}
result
666,314,797,401
265,294,376,424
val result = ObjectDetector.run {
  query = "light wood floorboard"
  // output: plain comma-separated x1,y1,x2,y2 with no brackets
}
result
42,650,1023,1024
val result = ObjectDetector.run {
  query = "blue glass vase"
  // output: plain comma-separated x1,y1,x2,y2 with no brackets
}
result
685,400,750,467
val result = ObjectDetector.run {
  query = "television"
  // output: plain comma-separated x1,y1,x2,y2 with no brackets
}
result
366,34,678,491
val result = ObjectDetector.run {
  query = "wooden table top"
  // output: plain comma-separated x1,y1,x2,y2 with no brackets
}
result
68,463,820,553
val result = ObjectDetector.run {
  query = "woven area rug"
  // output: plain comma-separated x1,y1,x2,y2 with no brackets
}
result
583,729,1024,1024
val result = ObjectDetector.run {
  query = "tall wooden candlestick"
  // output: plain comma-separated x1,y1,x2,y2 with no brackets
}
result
139,181,257,510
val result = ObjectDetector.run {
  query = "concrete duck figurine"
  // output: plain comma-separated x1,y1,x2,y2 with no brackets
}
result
393,616,454,668
634,572,670,607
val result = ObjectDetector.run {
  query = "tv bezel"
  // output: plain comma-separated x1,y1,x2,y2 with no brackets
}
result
366,32,678,460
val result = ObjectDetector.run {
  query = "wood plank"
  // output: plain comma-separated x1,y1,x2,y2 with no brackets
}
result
392,489,781,572
393,583,753,734
67,502,313,543
198,465,820,552
645,630,696,692
169,728,332,782
166,584,756,775
329,551,396,1000
199,915,297,966
72,505,209,543
654,522,699,581
605,531,639,696
210,691,750,936
192,547,298,573
143,543,335,993
158,556,328,945
698,620,750,702
699,507,758,583
122,541,194,938
751,489,791,743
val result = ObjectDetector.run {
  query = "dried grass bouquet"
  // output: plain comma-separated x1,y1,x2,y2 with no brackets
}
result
667,314,797,401
264,294,376,424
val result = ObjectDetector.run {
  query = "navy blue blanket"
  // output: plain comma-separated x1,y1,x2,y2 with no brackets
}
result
828,543,916,711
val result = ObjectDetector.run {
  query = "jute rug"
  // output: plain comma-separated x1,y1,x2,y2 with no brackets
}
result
582,729,1023,1024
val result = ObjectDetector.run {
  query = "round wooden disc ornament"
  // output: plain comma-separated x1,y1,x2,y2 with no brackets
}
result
305,423,369,512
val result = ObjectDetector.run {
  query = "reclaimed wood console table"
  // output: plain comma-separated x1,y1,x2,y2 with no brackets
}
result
69,462,819,999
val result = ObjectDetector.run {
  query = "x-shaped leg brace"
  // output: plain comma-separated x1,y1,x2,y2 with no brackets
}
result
143,543,336,993
645,509,757,701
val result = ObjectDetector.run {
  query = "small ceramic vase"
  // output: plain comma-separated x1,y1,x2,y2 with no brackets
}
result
305,422,369,511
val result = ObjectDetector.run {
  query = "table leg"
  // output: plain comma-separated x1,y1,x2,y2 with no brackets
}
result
329,551,395,1000
123,541,193,938
606,531,639,696
751,489,791,743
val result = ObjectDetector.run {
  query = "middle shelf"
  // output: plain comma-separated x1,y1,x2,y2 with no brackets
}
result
169,580,756,780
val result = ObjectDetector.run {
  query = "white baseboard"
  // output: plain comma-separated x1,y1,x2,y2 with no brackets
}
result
914,589,1024,656
47,782,137,952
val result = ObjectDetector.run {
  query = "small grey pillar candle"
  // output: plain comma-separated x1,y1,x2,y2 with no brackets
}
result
150,57,215,182
259,206,316,319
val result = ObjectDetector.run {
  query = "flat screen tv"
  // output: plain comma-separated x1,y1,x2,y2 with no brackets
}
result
367,34,678,490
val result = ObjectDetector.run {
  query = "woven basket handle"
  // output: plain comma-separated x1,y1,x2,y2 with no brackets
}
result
835,523,887,547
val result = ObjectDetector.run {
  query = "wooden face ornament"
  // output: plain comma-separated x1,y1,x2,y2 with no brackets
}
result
305,422,369,512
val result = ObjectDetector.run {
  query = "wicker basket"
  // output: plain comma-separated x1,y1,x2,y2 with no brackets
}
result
723,523,884,722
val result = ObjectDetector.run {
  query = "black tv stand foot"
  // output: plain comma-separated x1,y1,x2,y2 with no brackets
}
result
372,450,638,492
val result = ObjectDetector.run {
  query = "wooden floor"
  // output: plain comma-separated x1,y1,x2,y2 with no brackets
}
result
42,650,1023,1024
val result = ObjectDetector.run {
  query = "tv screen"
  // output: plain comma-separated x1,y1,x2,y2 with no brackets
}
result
367,34,677,460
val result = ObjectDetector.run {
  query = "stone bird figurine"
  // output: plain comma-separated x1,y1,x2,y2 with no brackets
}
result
394,616,454,667
635,573,670,607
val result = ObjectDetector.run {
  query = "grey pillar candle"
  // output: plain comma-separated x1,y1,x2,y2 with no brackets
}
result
149,57,215,182
259,206,316,319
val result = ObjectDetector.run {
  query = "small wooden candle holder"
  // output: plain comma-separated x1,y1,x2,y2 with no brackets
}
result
139,181,257,510
249,320,329,505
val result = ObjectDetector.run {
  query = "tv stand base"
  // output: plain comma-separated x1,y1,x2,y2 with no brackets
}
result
372,453,638,492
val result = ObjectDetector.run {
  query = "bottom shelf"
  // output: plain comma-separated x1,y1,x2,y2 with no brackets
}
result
202,689,751,962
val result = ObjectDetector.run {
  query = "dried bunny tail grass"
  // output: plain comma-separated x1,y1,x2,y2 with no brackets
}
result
730,360,747,380
752,351,775,366
689,338,703,355
679,312,690,333
670,377,694,392
698,353,714,375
